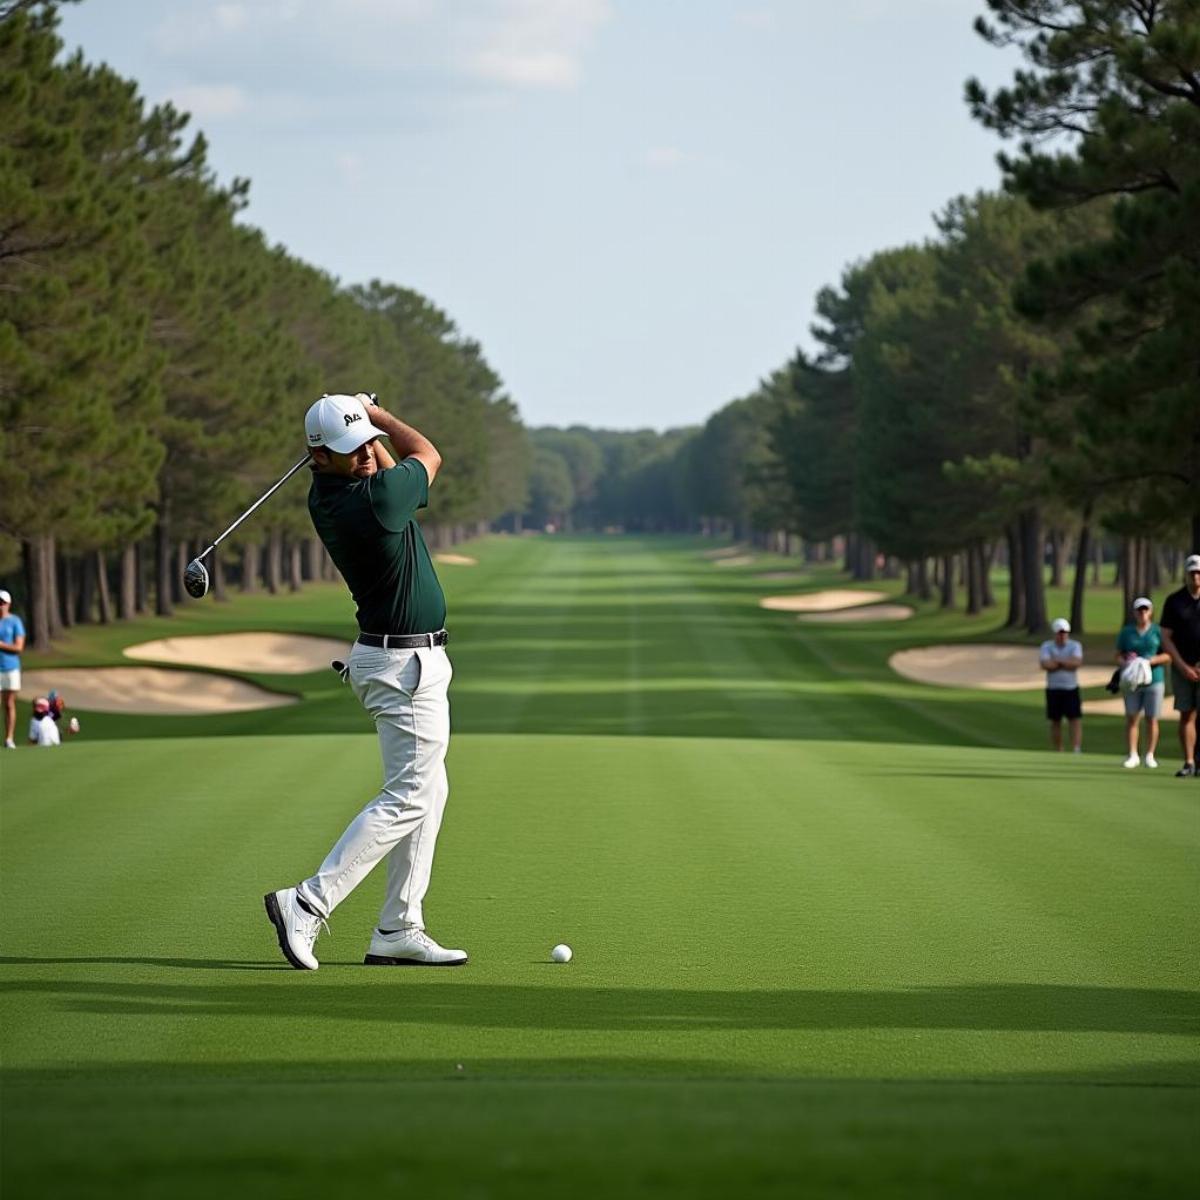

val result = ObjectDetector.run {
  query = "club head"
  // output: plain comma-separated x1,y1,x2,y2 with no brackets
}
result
183,559,210,599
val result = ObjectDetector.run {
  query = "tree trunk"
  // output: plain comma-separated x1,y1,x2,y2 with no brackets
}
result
60,555,78,627
76,554,95,624
265,529,283,594
22,537,53,648
211,547,227,602
1049,528,1066,588
135,541,148,613
1021,508,1047,634
288,541,303,592
1069,511,1091,635
1091,536,1102,585
119,544,137,621
916,558,931,602
242,543,261,593
174,541,188,604
1005,524,1025,630
155,517,173,616
304,536,323,582
981,542,996,608
966,542,982,616
940,553,955,609
94,551,113,624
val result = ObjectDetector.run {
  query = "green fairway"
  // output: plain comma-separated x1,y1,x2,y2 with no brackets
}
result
2,537,1197,1198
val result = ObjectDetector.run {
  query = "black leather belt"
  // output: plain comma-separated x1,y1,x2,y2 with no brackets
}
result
357,630,449,649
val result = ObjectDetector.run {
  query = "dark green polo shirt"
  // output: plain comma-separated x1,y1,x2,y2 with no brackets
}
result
308,459,446,635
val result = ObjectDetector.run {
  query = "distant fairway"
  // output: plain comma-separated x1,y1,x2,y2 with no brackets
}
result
2,537,1197,1198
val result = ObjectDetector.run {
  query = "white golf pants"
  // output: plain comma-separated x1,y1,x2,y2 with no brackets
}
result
298,641,452,932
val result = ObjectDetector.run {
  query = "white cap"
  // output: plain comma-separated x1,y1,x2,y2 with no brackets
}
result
1186,554,1200,573
1132,596,1152,610
304,394,385,455
0,589,10,604
1051,617,1070,633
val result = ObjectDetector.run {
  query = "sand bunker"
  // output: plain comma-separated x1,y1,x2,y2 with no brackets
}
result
760,590,885,613
1082,698,1180,721
701,544,748,560
713,555,757,568
125,632,349,674
756,571,808,582
798,603,914,624
17,668,297,714
434,553,477,566
890,644,1113,691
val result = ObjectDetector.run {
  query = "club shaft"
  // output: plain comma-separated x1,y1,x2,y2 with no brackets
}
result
194,454,312,564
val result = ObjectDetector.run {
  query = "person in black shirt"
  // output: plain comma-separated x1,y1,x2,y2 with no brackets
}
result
1159,553,1200,777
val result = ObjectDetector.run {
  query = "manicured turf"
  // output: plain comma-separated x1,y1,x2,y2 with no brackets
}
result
2,537,1197,1198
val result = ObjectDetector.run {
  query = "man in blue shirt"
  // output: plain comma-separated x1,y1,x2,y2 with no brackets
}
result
0,589,27,750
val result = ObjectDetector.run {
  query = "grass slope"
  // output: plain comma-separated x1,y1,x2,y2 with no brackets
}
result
2,536,1197,1198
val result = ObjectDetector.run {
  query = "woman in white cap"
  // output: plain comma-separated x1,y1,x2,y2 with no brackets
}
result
1115,597,1170,768
1039,617,1083,752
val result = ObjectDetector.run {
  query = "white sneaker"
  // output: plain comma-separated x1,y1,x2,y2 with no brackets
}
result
3,739,15,749
1122,754,1140,769
364,927,468,967
264,887,325,970
1145,753,1158,769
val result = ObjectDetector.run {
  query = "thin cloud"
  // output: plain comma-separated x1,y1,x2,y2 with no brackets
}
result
153,0,610,92
644,146,689,169
169,83,249,118
455,0,613,91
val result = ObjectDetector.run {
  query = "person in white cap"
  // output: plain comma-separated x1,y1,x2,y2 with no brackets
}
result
0,589,26,750
1115,597,1170,768
264,393,468,970
1159,553,1200,777
1039,617,1083,752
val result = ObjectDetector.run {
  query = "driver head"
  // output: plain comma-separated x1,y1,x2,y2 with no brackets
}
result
183,559,210,599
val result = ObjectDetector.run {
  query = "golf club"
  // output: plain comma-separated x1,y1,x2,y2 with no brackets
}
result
183,453,312,598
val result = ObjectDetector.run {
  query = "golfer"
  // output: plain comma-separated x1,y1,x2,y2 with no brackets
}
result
1039,617,1083,753
1159,553,1200,778
265,393,466,970
1115,597,1170,769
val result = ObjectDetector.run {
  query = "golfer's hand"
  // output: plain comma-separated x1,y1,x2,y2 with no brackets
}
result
1186,664,1200,683
354,392,379,410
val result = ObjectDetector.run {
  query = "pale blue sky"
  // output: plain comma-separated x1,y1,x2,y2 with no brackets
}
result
58,1,1018,430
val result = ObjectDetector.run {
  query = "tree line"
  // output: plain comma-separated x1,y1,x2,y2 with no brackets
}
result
0,2,529,647
529,1,1199,634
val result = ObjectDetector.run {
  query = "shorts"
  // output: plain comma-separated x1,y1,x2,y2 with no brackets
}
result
1124,683,1164,719
0,668,20,691
1046,687,1081,721
1171,666,1200,713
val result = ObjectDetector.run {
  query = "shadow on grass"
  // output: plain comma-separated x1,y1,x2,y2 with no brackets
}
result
0,956,288,972
1,974,1196,1035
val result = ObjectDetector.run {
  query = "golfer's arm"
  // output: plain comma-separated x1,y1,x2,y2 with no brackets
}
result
371,440,396,470
369,406,441,485
1159,627,1192,672
1039,658,1058,671
1058,656,1082,669
0,635,23,653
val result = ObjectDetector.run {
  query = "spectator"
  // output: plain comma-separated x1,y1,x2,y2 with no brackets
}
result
27,698,60,747
1116,597,1170,769
1039,617,1083,753
1159,553,1200,778
0,588,26,750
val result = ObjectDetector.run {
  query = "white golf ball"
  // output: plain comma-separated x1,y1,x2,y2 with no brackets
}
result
550,943,572,964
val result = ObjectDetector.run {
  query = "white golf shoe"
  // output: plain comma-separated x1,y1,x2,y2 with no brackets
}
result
264,887,326,971
1145,753,1158,769
1122,753,1140,769
364,927,468,967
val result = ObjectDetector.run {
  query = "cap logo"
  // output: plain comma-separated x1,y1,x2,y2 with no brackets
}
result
343,411,362,427
307,432,323,444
